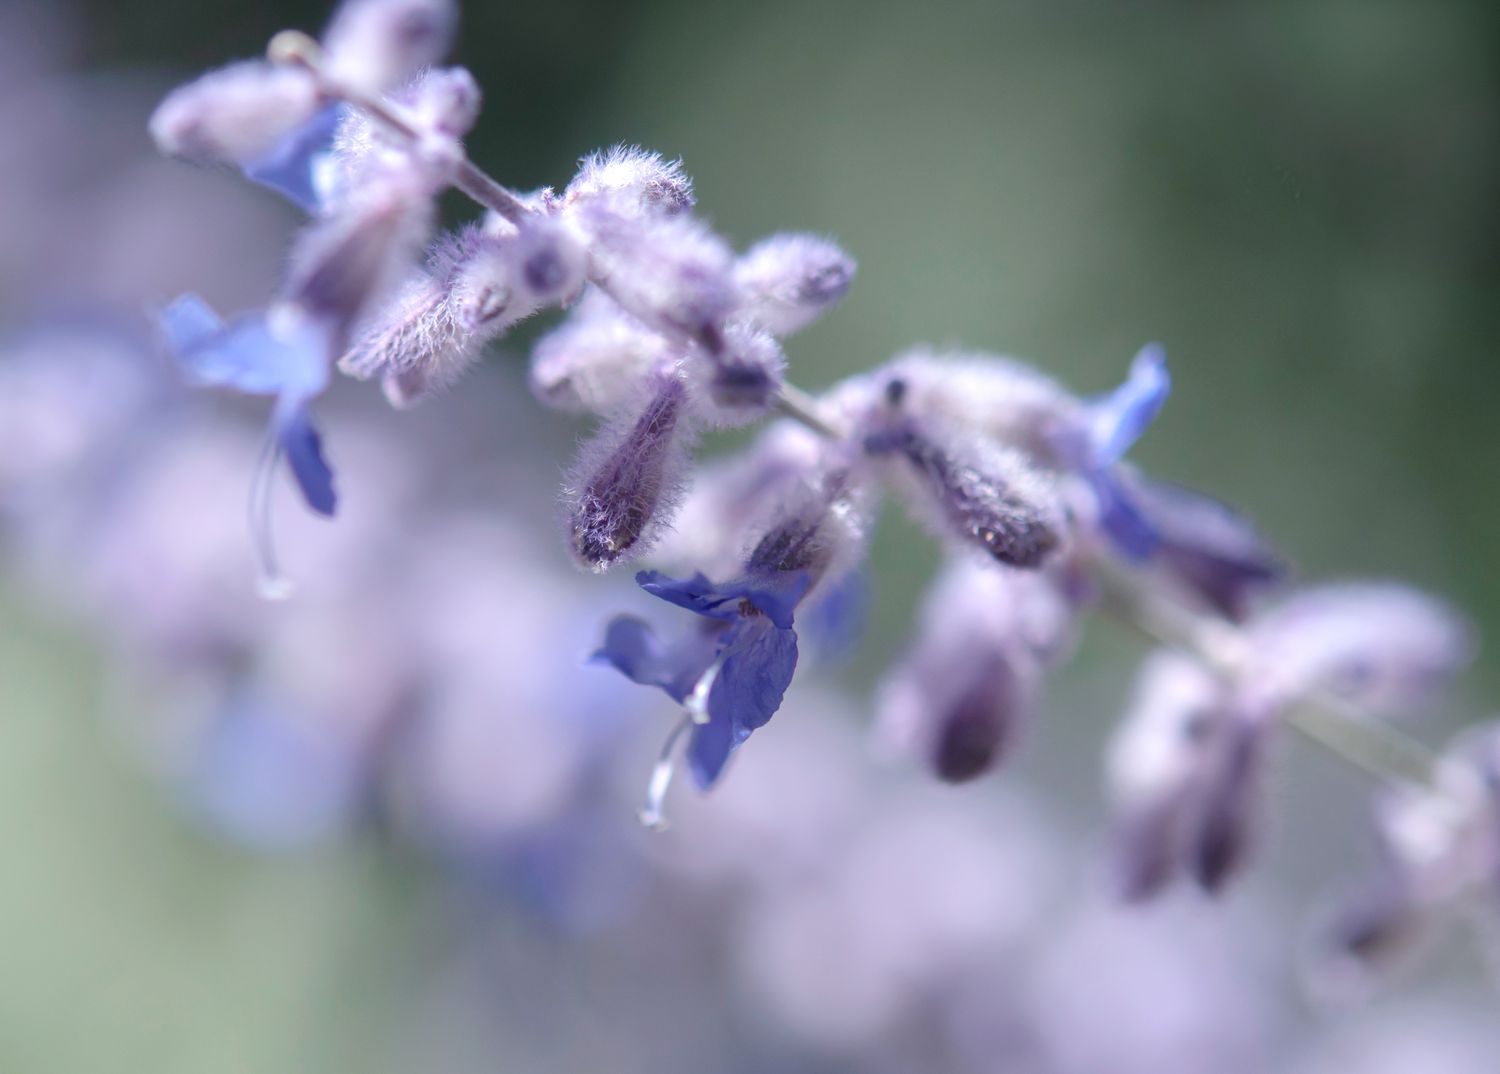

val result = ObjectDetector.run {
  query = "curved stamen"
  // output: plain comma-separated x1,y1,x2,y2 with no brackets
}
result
638,714,694,831
248,429,295,601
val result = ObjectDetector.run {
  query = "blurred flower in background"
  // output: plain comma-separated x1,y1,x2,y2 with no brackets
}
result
2,1,1498,1073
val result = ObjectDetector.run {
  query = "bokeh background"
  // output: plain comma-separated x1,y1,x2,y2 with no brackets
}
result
2,0,1498,1071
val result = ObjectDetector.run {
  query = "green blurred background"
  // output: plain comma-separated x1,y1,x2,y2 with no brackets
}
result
5,0,1498,1069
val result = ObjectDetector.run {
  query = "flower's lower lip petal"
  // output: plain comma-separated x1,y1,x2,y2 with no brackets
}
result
278,405,337,516
241,104,343,214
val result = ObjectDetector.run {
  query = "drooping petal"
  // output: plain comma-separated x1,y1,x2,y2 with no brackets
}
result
689,621,800,788
159,292,225,353
277,404,337,516
591,615,720,705
1090,468,1160,561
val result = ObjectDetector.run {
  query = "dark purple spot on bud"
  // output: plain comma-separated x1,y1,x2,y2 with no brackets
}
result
524,248,569,296
711,361,774,409
932,657,1019,782
1190,720,1262,894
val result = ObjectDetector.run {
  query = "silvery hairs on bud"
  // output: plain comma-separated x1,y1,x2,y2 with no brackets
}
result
733,233,856,338
529,289,674,415
571,202,739,354
343,219,584,407
861,376,1062,569
684,322,787,427
564,372,696,572
563,145,695,218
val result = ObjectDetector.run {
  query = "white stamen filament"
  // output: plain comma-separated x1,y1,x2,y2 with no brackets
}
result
638,714,694,831
248,430,294,601
684,656,725,725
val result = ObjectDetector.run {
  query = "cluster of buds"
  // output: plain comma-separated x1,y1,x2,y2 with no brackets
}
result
146,0,1498,985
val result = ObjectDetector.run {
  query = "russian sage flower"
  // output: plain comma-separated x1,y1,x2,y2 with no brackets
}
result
877,556,1080,782
594,462,867,819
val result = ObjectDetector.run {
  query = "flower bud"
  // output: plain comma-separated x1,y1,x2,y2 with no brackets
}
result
1107,651,1237,900
865,403,1061,568
529,291,672,414
565,374,694,571
575,203,738,352
734,233,855,337
685,322,786,426
149,61,319,166
409,65,480,137
564,145,695,218
877,558,1077,782
1246,583,1474,716
322,0,457,96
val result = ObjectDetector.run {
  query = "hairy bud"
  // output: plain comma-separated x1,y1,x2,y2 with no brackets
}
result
575,204,738,352
529,291,673,415
865,401,1061,568
565,375,694,571
409,65,481,137
685,322,786,426
734,233,856,337
564,145,695,218
149,61,319,167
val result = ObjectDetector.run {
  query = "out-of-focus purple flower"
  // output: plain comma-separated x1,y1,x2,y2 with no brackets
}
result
1246,583,1474,716
1106,649,1268,900
1077,343,1170,559
159,294,336,515
149,61,321,171
878,556,1080,782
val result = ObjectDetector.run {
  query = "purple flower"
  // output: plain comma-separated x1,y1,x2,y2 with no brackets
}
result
158,294,336,515
594,568,812,790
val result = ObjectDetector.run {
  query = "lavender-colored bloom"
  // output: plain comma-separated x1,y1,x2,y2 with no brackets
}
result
733,233,856,337
1246,583,1474,716
158,294,335,515
565,374,693,572
320,0,458,96
878,557,1078,782
563,144,695,218
595,567,811,789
